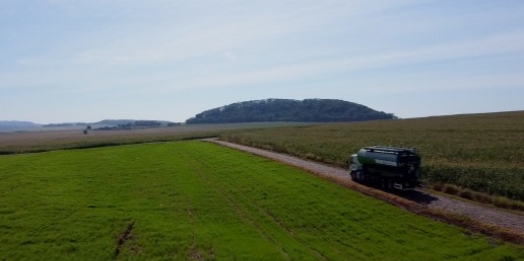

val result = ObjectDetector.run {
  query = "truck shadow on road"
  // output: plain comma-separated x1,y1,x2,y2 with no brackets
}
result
392,189,440,205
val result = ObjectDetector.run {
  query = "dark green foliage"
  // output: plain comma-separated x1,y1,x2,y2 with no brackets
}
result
186,98,395,124
97,120,162,130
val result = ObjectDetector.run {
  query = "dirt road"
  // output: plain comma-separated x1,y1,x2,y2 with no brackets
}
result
207,139,524,236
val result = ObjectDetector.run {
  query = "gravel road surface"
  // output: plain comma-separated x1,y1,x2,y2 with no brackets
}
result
208,139,524,235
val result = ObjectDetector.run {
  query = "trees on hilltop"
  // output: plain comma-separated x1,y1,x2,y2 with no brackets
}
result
186,99,395,124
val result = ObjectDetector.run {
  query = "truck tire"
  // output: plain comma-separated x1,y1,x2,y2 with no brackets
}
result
380,178,387,189
387,179,394,190
355,171,363,182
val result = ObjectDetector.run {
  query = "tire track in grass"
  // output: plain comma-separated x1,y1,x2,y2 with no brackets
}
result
209,161,328,261
186,196,199,261
206,139,524,245
186,196,214,261
243,165,356,260
257,207,328,261
185,151,292,261
184,144,332,261
114,221,135,259
167,149,217,261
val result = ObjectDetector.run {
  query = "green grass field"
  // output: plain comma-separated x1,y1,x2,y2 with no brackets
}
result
220,111,524,202
1,141,523,260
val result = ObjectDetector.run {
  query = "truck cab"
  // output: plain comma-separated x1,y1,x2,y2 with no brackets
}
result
348,154,363,179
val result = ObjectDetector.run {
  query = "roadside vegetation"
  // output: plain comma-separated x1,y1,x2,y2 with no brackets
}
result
220,111,524,207
1,141,523,260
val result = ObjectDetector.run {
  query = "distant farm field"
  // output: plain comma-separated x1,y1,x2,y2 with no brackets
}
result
1,141,523,260
0,122,305,155
220,111,524,201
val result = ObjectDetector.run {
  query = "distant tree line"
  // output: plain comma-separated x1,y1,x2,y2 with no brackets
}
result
186,99,396,124
44,123,86,128
96,120,163,130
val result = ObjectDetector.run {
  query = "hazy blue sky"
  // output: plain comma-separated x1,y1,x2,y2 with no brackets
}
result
2,0,523,123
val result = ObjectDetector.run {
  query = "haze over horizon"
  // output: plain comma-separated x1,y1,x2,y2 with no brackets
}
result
2,1,523,124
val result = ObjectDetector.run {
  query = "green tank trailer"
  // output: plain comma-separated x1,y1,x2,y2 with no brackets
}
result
349,146,421,190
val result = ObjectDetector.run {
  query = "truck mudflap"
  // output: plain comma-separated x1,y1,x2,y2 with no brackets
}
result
393,183,404,190
394,182,417,190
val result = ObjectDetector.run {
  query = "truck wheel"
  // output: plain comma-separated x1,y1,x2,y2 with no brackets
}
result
388,179,393,190
380,179,387,189
355,171,363,182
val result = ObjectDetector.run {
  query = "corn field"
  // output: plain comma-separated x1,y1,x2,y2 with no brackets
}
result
220,111,524,201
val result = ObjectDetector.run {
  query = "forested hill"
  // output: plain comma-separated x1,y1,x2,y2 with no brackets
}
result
186,99,396,124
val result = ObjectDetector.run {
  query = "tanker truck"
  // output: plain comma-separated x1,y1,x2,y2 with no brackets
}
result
349,146,421,190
